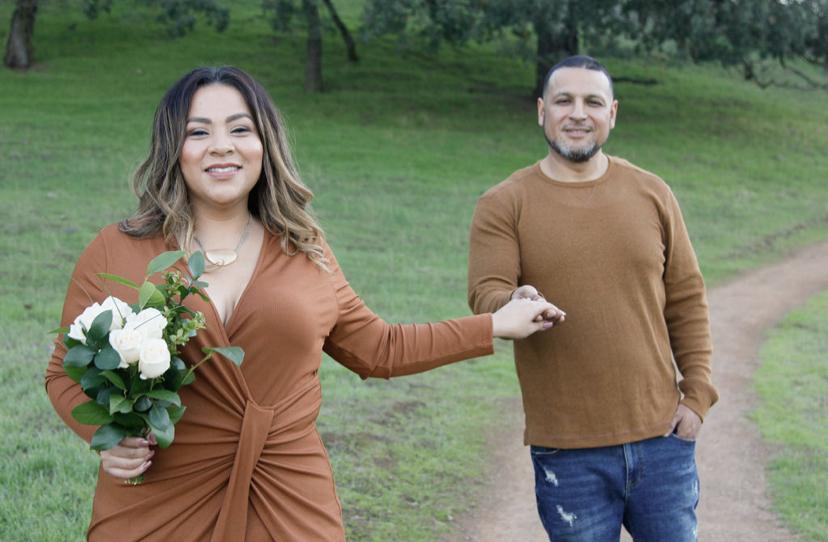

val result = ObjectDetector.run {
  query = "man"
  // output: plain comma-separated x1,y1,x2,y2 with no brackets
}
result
467,55,717,541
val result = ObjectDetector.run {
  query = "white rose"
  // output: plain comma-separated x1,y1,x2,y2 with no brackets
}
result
126,308,167,340
139,338,171,379
109,328,143,368
67,296,132,344
100,296,135,330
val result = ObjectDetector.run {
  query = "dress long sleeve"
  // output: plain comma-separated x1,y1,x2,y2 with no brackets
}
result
44,231,110,443
323,245,494,378
44,226,497,541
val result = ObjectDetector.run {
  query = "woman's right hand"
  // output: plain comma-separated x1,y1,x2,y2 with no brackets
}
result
100,435,155,480
491,298,565,340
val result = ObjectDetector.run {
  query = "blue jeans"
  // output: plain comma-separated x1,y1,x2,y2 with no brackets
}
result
531,434,699,541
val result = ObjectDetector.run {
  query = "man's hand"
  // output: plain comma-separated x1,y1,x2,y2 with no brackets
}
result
665,403,701,441
492,298,559,340
511,285,566,325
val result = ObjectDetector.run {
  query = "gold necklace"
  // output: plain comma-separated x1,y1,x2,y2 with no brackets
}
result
193,215,252,270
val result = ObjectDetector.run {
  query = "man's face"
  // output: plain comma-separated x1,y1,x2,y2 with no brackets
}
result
537,67,618,163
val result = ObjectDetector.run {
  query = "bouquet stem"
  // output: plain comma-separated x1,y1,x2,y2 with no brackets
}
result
125,474,144,486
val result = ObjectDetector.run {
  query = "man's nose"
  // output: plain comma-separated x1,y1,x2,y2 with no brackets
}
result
569,99,587,119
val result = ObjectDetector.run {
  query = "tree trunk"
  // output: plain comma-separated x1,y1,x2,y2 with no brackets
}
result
303,0,323,92
320,0,358,63
533,10,578,97
4,0,38,70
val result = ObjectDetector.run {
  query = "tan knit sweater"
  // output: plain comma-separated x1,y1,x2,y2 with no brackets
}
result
468,156,718,449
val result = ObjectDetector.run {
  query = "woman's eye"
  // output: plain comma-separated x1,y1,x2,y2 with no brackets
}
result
232,126,251,134
188,129,208,137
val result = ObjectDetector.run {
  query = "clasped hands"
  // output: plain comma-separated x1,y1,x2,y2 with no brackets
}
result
490,284,566,340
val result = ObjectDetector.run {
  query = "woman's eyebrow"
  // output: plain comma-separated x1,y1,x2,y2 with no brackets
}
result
186,112,252,124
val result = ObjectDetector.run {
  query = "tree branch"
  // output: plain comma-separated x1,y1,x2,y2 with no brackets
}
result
321,0,358,62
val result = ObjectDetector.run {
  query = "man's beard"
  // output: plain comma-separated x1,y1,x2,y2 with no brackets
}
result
545,133,601,163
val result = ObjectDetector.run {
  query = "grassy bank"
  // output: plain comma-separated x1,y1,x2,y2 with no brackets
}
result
1,1,828,540
754,291,828,541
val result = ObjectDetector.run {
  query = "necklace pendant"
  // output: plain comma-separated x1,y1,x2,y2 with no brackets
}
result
205,249,238,267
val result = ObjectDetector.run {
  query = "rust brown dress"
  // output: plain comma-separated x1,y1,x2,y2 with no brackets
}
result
45,224,493,541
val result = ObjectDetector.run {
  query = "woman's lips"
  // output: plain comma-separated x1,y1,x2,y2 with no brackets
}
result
205,165,241,180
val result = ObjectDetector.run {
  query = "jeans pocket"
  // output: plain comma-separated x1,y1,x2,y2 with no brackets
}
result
668,432,696,444
530,445,561,456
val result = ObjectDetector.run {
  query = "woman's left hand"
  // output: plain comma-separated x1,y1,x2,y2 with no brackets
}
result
491,298,565,340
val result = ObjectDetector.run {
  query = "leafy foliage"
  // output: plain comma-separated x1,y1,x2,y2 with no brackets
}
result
83,0,229,36
362,0,828,92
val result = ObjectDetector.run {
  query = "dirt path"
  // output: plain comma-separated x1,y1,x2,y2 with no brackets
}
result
448,240,828,542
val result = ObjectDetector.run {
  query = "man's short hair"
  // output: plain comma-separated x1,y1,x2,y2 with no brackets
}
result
541,55,614,99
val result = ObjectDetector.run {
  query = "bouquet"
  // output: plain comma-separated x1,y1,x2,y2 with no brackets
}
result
55,250,243,471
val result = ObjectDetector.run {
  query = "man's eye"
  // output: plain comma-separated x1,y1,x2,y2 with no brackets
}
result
555,99,570,104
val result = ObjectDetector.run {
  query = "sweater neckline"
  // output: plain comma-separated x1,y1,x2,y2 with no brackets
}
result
534,155,615,188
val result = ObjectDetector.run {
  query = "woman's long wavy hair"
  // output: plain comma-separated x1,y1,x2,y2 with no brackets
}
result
120,66,327,269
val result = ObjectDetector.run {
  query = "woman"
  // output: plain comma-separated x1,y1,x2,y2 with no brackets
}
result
45,66,563,541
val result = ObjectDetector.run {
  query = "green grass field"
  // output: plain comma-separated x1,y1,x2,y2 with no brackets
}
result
754,291,828,541
1,1,828,540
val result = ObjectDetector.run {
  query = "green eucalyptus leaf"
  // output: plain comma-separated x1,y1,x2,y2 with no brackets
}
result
145,389,181,407
94,344,121,371
188,251,205,279
71,401,114,425
146,250,185,276
167,405,187,425
86,310,113,345
131,377,152,396
112,412,146,430
50,326,70,334
203,346,244,367
171,357,186,371
148,403,171,430
96,388,112,408
150,420,174,449
109,394,133,415
80,367,105,391
91,424,128,452
146,403,174,448
192,280,210,289
138,281,157,310
100,370,126,390
65,365,86,383
63,335,82,349
64,345,96,368
97,273,139,289
133,396,153,412
180,371,196,387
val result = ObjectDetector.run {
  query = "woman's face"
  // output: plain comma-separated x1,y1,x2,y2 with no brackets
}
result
179,84,264,213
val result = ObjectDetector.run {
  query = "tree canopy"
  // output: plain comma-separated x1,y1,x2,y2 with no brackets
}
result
363,0,828,94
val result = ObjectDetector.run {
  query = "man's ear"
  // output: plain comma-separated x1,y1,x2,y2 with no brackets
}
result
609,99,618,129
537,97,545,127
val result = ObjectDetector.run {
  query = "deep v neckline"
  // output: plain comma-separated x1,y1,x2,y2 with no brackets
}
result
200,230,269,340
